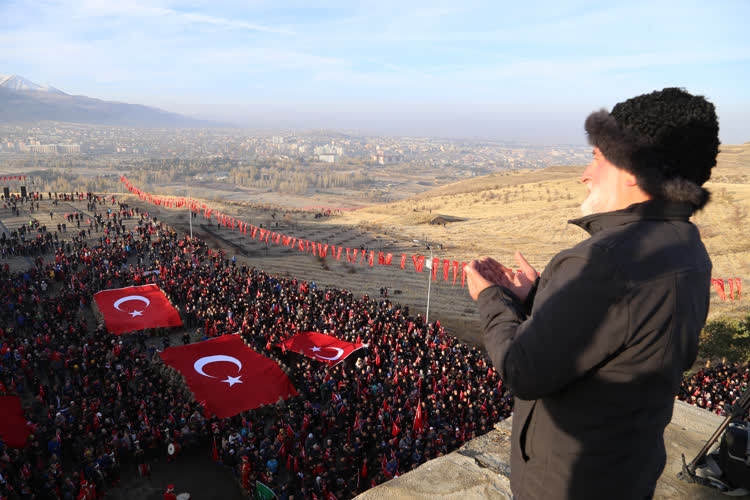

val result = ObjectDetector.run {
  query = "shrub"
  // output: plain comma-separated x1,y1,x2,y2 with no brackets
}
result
698,315,750,362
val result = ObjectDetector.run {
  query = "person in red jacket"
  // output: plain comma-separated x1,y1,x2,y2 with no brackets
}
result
163,484,177,500
241,455,252,491
87,479,98,500
76,480,91,500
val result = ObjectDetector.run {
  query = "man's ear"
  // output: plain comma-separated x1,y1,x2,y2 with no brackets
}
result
622,169,640,188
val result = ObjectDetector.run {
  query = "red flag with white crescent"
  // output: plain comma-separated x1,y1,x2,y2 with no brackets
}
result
413,255,425,272
279,331,365,367
711,278,726,301
94,284,183,335
160,335,297,418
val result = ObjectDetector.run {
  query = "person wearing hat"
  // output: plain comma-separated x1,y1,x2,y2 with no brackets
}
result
163,484,177,500
466,88,719,500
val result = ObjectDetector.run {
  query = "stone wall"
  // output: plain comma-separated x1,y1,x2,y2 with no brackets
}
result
356,401,732,499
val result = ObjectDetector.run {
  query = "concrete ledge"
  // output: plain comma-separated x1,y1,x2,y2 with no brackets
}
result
356,401,732,500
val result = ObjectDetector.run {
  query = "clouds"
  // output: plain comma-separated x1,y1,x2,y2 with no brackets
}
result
0,0,748,142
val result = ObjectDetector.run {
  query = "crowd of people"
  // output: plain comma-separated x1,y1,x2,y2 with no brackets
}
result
0,191,747,499
0,192,513,499
677,361,750,416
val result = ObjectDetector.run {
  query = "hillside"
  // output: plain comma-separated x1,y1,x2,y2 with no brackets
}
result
333,144,750,321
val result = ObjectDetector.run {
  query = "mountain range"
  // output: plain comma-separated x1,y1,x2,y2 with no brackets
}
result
0,74,212,127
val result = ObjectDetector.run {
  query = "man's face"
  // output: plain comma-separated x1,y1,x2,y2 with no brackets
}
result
580,148,627,215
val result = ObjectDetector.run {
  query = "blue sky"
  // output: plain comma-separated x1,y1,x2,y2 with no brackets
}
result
1,0,748,144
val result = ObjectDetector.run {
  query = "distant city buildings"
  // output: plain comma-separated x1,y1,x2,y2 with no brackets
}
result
57,144,81,153
17,143,81,153
372,151,403,165
0,122,591,171
314,143,344,163
318,153,337,163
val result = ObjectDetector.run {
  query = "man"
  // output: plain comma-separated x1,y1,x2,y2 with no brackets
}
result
466,88,719,499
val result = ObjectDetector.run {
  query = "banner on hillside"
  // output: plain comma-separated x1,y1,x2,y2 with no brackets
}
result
0,395,32,448
94,284,183,335
160,335,298,418
279,331,366,367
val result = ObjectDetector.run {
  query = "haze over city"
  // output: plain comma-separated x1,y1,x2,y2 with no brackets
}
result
1,0,749,144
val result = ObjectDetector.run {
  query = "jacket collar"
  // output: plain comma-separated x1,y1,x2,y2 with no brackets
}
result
569,199,695,235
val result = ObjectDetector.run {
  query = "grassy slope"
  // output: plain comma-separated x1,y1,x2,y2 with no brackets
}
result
336,144,750,320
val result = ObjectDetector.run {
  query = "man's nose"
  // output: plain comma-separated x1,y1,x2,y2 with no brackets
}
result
581,163,593,183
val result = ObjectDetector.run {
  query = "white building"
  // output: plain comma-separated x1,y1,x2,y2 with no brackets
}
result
318,153,337,163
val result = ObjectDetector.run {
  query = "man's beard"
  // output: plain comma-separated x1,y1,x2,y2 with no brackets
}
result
580,186,602,216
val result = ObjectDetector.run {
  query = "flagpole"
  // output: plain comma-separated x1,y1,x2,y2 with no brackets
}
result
186,179,193,239
426,244,432,326
413,240,433,326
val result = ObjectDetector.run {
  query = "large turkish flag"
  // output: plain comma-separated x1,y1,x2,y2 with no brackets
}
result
94,284,183,335
0,396,32,448
280,331,365,367
160,335,297,418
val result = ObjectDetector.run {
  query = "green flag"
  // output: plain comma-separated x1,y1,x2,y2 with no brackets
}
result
255,481,277,500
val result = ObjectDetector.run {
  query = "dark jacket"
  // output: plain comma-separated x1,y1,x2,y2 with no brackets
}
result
477,200,711,500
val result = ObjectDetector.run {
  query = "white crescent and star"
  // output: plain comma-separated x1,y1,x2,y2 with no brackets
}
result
193,355,244,387
113,295,150,318
310,345,345,361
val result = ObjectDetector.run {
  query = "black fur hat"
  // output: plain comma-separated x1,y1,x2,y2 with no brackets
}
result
585,87,720,209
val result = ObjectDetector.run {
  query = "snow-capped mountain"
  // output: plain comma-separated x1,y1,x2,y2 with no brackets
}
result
0,73,215,127
0,74,66,95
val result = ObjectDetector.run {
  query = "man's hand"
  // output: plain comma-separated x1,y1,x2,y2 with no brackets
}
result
466,252,538,302
465,260,495,301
